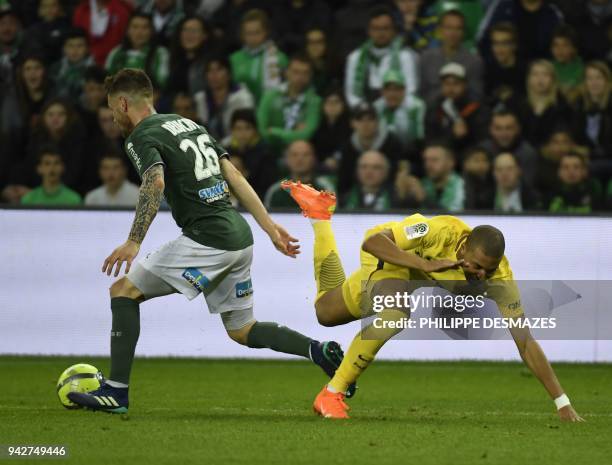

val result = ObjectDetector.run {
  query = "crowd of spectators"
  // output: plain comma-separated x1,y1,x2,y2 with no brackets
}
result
2,0,612,214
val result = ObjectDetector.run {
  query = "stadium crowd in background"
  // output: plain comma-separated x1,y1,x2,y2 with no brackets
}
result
1,0,612,213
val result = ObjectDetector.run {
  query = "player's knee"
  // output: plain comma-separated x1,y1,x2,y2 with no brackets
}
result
314,301,338,327
226,320,256,346
109,277,142,300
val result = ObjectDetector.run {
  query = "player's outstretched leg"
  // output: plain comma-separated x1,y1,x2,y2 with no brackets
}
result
281,181,350,322
313,279,411,419
225,319,348,389
68,277,143,413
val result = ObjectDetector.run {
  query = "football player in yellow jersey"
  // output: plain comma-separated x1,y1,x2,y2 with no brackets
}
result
281,181,584,422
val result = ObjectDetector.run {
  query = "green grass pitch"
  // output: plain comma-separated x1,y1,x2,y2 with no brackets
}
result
1,356,611,465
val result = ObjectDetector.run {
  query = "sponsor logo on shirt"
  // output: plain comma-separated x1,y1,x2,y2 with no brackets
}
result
182,268,209,293
198,181,229,203
126,142,142,171
404,223,429,239
235,279,253,298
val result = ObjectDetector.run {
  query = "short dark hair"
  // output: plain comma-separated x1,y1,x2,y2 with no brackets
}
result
83,66,108,84
104,68,154,99
289,52,313,68
231,108,257,128
368,5,395,24
37,146,62,164
490,22,517,42
492,109,519,123
466,225,505,258
205,54,231,72
99,152,125,165
63,27,87,43
552,24,578,46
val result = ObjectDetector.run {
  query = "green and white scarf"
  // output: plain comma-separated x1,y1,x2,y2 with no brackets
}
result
353,37,404,100
246,40,282,92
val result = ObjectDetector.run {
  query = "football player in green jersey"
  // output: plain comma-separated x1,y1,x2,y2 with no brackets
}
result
68,69,354,413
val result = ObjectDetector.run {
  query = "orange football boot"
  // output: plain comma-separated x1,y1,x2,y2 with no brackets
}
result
280,180,336,220
313,386,350,419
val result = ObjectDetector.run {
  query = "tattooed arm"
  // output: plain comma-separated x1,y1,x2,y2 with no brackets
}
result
102,163,165,277
128,164,165,244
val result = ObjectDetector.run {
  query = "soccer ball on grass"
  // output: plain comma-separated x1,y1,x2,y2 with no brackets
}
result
57,363,104,409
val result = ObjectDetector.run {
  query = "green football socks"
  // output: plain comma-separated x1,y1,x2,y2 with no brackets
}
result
109,297,141,385
247,322,312,359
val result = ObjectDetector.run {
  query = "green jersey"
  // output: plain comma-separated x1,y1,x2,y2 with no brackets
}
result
125,113,253,250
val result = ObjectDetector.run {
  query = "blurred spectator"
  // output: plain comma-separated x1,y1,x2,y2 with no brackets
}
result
303,28,342,95
167,15,215,96
550,25,584,98
477,0,563,62
536,128,588,192
73,0,132,67
20,148,82,205
516,59,570,147
171,91,198,121
84,153,139,206
420,9,484,104
568,0,612,62
222,109,274,197
194,55,254,139
257,53,321,153
480,110,538,186
23,0,70,63
344,5,419,107
94,105,124,155
210,0,265,51
421,143,464,211
392,0,438,51
374,68,425,158
0,6,22,98
50,28,95,100
332,0,381,61
1,54,52,135
17,98,87,191
483,22,526,109
221,109,274,197
342,150,395,211
137,0,185,46
571,61,612,175
492,152,540,212
312,87,351,170
105,12,170,89
393,159,426,208
463,146,495,210
425,63,489,154
78,66,108,133
337,102,404,195
548,152,603,212
271,0,331,55
230,9,287,103
264,140,333,208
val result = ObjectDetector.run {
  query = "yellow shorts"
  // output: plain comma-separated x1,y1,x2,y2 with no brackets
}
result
341,266,425,319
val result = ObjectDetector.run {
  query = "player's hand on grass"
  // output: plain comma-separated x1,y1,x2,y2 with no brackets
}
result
558,405,585,422
102,240,141,277
269,223,300,258
423,258,464,273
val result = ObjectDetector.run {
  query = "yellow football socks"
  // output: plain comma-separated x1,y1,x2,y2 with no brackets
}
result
328,309,407,393
312,220,346,300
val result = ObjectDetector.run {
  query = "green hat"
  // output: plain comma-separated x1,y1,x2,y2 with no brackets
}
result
382,69,405,87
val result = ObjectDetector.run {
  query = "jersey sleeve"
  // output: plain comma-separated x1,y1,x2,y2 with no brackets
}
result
486,280,524,319
390,214,430,251
127,138,164,179
139,146,164,177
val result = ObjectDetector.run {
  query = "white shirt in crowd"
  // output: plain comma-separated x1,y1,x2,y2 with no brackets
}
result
84,181,140,207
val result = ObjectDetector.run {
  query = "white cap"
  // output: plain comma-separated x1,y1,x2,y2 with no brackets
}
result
440,62,466,80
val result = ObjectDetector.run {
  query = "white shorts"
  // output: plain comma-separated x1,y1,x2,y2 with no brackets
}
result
127,235,254,316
